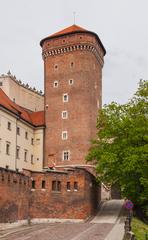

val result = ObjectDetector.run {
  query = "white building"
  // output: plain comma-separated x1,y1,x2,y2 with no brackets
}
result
0,74,45,172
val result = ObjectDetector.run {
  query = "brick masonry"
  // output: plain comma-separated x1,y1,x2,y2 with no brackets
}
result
0,168,30,223
0,167,101,222
42,32,105,167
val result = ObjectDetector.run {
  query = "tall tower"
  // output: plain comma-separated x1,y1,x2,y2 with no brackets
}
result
40,25,106,168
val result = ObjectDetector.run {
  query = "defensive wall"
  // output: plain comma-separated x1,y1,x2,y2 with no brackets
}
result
0,167,101,223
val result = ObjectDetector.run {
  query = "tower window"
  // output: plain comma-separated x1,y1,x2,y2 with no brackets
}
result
25,131,28,139
32,180,35,189
62,131,68,140
42,180,46,189
57,181,61,191
63,150,70,161
7,122,11,130
24,150,28,162
69,79,73,85
67,182,71,191
63,93,68,102
31,154,34,164
54,64,58,70
52,180,61,192
6,142,10,155
53,81,58,88
52,181,56,191
74,182,78,191
71,62,74,67
16,146,20,159
0,81,3,86
62,111,68,119
17,127,20,135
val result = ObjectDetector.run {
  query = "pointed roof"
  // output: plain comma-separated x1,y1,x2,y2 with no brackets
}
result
49,25,88,38
0,89,45,127
40,24,106,55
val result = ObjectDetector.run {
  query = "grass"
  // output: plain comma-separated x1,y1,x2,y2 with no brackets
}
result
132,217,148,240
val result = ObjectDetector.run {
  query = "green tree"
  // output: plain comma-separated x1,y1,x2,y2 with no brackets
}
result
86,80,148,217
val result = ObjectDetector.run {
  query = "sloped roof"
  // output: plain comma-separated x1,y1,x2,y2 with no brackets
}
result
30,111,45,127
40,24,106,55
0,89,45,127
49,25,88,38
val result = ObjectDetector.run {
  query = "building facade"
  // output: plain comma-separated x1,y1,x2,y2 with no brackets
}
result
0,88,44,172
0,25,106,223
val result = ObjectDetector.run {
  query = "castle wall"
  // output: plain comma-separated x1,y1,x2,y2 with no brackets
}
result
0,168,100,223
29,168,100,220
0,75,44,112
0,168,30,223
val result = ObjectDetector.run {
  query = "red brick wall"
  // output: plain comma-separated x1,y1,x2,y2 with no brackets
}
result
42,32,104,168
29,168,100,219
0,168,30,223
0,168,100,222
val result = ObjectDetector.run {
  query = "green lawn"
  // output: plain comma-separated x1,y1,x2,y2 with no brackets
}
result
132,217,148,240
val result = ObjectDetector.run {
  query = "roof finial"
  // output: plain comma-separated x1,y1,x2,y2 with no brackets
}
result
73,12,76,25
7,70,11,75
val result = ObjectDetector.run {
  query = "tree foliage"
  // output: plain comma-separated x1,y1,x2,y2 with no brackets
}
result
86,80,148,215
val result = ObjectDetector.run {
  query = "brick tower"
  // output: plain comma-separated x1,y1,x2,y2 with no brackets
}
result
40,25,106,168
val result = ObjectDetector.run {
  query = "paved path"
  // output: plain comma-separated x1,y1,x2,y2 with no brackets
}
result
0,200,125,240
0,223,113,240
92,199,124,224
91,199,125,240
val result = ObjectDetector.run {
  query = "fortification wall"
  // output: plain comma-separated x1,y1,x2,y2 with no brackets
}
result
0,168,101,223
0,168,30,223
29,168,100,220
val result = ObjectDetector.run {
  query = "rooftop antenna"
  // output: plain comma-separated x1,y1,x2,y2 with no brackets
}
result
73,12,76,25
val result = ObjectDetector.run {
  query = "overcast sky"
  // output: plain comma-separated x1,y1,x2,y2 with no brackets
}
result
0,0,148,104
